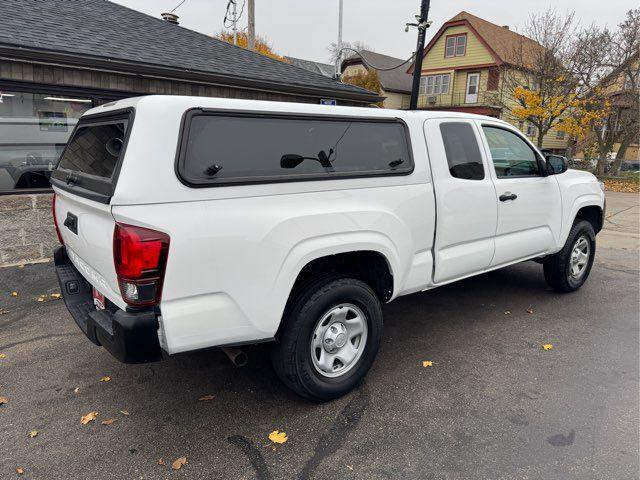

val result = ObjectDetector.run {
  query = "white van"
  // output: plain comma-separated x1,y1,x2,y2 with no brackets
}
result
52,96,605,401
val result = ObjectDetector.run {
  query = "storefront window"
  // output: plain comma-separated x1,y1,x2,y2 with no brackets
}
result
0,91,92,192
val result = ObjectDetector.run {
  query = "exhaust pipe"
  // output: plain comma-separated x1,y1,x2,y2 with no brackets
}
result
221,347,248,367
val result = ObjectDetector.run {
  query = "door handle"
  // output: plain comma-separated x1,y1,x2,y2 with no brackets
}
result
499,192,518,202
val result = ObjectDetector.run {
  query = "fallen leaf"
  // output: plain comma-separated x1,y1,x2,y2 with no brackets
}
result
542,343,554,351
504,311,511,315
347,465,354,471
0,396,7,405
171,457,187,470
18,264,24,269
198,394,215,401
268,430,288,444
50,293,62,299
422,360,434,368
157,458,165,466
0,353,6,359
0,309,8,315
100,376,111,382
80,411,98,424
11,291,18,297
120,410,130,416
37,296,45,302
28,430,38,438
16,467,24,475
526,308,534,314
101,418,116,425
74,387,80,394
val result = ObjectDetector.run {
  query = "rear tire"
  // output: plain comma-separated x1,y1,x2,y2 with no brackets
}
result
272,277,382,401
544,220,596,292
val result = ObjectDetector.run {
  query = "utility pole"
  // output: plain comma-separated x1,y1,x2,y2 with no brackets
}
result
336,0,343,77
232,0,238,45
247,0,255,50
409,0,431,110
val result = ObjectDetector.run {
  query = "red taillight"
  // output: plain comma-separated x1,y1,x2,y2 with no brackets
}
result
113,223,170,307
52,194,64,245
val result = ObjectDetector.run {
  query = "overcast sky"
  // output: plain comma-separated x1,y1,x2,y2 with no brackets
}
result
112,0,636,64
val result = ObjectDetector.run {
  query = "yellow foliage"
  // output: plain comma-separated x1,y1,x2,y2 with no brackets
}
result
217,31,286,62
268,430,288,444
512,87,610,140
341,69,383,105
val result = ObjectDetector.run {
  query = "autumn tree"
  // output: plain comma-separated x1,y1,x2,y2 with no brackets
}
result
216,31,286,62
340,69,383,104
500,11,594,149
569,9,640,175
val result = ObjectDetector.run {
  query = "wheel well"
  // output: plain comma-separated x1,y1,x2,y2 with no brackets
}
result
575,205,603,234
290,251,394,304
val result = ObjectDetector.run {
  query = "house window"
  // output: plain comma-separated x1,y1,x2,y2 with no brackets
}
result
445,34,467,57
420,74,451,95
556,130,566,140
0,90,93,192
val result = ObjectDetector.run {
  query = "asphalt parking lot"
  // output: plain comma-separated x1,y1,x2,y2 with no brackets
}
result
1,192,638,480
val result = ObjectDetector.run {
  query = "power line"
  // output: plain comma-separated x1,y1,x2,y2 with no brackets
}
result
170,0,187,13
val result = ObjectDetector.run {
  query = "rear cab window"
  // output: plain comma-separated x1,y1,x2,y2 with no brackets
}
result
439,122,484,180
176,110,414,186
51,109,133,202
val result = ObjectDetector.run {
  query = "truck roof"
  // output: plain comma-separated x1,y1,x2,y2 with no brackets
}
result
86,95,506,124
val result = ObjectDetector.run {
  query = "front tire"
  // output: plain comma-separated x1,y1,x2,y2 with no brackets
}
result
544,220,596,292
272,277,382,401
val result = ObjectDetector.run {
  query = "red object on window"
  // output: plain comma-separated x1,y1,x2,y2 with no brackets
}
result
113,223,170,307
52,194,64,245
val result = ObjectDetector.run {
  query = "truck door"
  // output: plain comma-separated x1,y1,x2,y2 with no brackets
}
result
424,119,497,283
477,121,562,266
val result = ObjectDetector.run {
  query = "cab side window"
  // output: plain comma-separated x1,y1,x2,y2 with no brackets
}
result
482,126,540,177
439,122,484,180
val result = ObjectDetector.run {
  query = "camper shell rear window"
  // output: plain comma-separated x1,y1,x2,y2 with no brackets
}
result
51,108,133,203
176,109,414,187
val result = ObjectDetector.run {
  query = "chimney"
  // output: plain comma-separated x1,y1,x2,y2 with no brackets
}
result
502,25,510,30
161,12,179,24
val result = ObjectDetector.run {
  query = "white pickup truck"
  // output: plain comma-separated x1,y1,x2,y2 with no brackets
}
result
51,96,605,401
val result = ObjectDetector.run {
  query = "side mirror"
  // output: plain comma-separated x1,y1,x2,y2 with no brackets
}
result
280,154,304,169
545,154,568,175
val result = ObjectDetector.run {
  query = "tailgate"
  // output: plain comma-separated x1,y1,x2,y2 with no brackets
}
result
54,188,124,309
50,108,134,310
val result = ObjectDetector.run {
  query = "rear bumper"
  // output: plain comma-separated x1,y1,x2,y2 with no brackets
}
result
54,246,163,364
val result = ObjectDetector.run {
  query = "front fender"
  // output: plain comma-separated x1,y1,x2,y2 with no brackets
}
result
558,192,604,248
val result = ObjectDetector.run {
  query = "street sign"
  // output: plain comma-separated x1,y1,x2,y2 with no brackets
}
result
320,99,337,106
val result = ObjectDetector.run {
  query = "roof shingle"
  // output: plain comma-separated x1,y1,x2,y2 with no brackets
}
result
343,50,413,93
0,0,376,101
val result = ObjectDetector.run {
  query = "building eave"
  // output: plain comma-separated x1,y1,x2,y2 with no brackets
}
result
0,44,383,104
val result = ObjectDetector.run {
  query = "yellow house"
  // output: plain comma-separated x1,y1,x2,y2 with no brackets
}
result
342,50,412,109
411,11,571,153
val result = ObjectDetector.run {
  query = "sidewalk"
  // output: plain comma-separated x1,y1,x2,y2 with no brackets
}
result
599,191,640,251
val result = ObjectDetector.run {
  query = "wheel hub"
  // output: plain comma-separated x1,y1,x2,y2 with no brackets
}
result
323,323,348,352
569,236,590,279
310,304,368,378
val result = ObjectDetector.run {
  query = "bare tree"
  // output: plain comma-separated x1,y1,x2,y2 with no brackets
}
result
572,9,640,175
500,11,584,148
326,41,371,68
